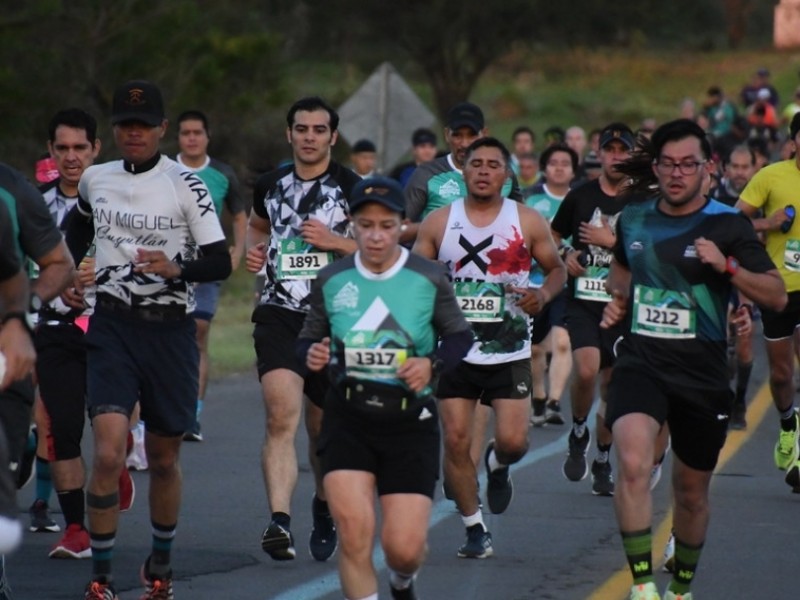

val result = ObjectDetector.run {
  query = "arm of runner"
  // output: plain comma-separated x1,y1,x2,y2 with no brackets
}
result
411,209,447,260
134,240,231,283
734,199,790,233
694,236,787,311
229,209,248,271
301,219,357,255
30,239,75,304
0,270,36,390
600,258,631,329
514,207,567,315
297,277,332,371
246,212,270,273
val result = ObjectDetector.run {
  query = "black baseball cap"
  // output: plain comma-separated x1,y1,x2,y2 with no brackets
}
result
412,128,437,146
599,123,635,150
111,80,165,126
349,176,405,216
352,139,376,153
446,102,484,132
790,112,800,140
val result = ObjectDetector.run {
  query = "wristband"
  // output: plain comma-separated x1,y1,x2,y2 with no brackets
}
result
724,256,740,278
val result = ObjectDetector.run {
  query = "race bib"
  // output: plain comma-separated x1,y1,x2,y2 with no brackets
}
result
277,237,332,280
343,331,409,380
784,239,800,272
575,266,612,302
454,281,505,322
632,285,696,339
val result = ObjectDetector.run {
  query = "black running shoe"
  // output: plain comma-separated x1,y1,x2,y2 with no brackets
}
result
484,440,513,514
729,403,747,431
590,459,614,496
457,524,493,559
183,420,203,442
545,400,565,425
563,427,591,482
530,398,547,427
390,580,418,600
261,520,296,560
309,497,337,561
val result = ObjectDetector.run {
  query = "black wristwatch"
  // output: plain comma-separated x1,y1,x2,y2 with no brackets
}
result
1,311,35,336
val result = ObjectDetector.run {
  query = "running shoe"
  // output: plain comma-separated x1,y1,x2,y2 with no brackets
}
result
662,531,675,573
261,520,296,560
563,427,591,482
629,582,660,600
545,400,565,425
457,524,493,559
126,423,148,471
49,523,91,559
84,579,119,600
663,591,692,600
484,440,513,514
729,402,747,431
785,458,800,489
309,497,337,561
29,499,60,533
183,420,203,442
590,459,614,496
530,398,547,427
390,580,418,600
0,555,9,600
119,467,135,512
774,411,800,471
139,557,174,600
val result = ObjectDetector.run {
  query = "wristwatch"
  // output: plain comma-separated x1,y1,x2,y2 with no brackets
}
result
724,256,740,278
1,311,35,337
29,293,43,314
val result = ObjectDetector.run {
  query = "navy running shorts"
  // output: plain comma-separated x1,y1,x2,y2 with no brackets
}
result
85,308,198,437
192,281,222,322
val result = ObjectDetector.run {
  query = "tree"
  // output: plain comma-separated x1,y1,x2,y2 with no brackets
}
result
722,0,756,48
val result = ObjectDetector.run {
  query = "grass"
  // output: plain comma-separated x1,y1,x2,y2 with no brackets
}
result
208,47,800,378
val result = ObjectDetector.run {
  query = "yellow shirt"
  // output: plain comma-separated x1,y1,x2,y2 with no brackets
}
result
739,159,800,292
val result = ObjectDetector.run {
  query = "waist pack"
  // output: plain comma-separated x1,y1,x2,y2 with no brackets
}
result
341,378,430,419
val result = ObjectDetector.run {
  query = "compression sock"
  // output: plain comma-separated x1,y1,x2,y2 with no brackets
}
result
780,406,798,430
57,488,85,527
150,521,177,577
667,538,703,595
35,456,53,503
735,361,753,406
621,528,653,585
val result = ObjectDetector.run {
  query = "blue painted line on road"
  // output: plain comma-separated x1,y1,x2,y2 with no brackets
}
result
270,416,586,600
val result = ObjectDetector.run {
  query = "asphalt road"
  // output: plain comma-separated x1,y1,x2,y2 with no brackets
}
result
9,344,799,599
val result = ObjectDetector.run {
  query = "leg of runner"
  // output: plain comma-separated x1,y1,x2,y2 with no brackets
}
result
564,346,600,482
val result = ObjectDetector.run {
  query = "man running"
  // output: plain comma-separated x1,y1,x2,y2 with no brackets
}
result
246,96,360,562
414,137,565,558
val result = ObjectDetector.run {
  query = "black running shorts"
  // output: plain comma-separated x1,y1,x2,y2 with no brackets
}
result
436,359,532,406
252,304,328,408
318,391,440,497
564,299,622,369
761,290,800,340
35,323,87,461
606,358,731,472
531,288,568,345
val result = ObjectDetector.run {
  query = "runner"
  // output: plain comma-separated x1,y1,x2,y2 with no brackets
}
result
550,122,638,496
299,176,472,600
69,79,232,600
247,96,361,563
603,118,785,600
414,137,565,557
175,109,247,441
735,112,800,490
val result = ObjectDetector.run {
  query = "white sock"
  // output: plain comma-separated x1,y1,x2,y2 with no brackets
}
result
461,509,485,530
487,449,505,472
389,569,416,590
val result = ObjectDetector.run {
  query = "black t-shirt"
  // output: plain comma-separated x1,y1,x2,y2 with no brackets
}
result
550,179,639,314
0,199,21,280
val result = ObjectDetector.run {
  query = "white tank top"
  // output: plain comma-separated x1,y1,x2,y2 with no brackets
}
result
438,198,531,364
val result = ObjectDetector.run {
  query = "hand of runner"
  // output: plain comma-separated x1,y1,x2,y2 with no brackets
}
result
600,290,627,329
245,242,267,273
578,221,615,249
397,356,433,393
564,250,587,277
302,219,337,251
60,277,86,310
229,245,243,271
0,320,36,390
694,237,725,273
307,337,331,372
77,256,96,287
731,304,752,336
510,286,548,315
134,249,181,278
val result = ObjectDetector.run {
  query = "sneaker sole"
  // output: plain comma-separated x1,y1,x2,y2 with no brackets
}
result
30,523,61,533
785,463,800,488
262,538,296,560
486,476,513,514
563,457,589,482
591,486,614,497
530,416,547,427
49,546,91,559
183,433,203,442
545,414,565,425
457,547,494,559
309,534,338,562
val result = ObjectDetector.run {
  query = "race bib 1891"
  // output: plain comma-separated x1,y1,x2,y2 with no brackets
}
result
277,237,332,280
632,284,696,339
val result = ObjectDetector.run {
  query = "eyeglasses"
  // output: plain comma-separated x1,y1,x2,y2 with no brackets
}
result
654,159,707,176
